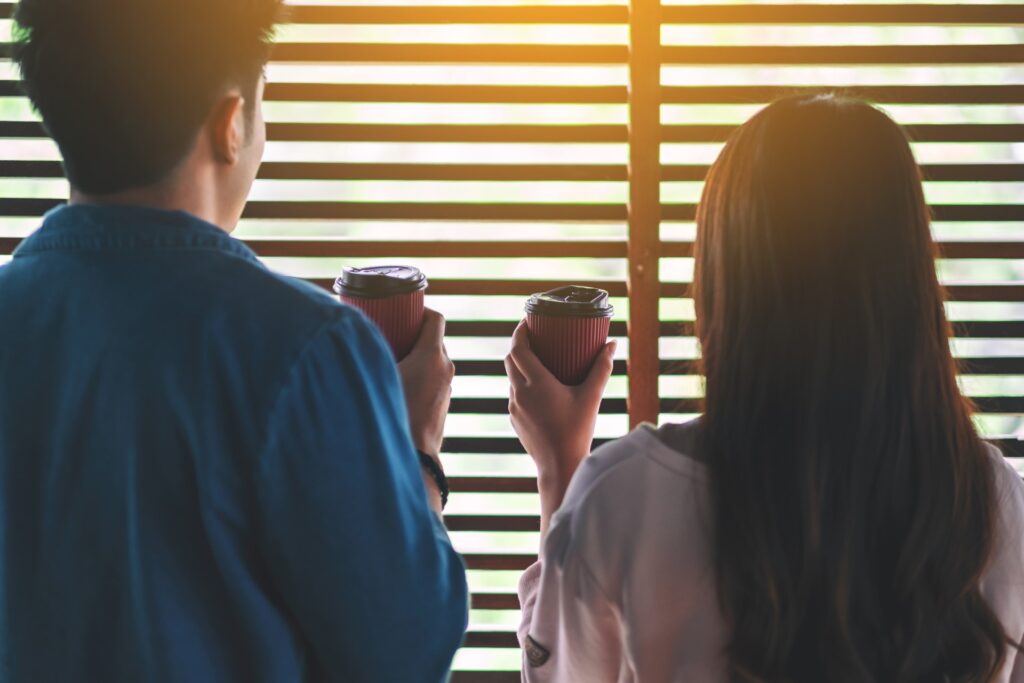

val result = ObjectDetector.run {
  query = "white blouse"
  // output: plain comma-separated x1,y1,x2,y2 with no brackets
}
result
518,421,1024,682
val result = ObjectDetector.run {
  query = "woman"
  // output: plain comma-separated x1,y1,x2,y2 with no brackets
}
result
505,95,1024,682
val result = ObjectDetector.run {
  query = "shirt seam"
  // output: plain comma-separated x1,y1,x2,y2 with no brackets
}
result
572,538,620,609
556,429,705,607
14,241,258,261
255,308,356,466
557,436,661,606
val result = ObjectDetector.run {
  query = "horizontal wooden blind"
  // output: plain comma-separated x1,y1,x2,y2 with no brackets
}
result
0,2,1022,680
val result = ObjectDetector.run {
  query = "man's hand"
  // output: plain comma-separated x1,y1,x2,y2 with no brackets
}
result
398,309,455,460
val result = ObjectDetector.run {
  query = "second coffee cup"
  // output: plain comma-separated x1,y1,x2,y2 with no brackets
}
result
525,285,614,386
334,265,428,361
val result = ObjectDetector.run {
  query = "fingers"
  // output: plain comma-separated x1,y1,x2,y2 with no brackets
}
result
418,308,446,350
504,353,526,388
580,340,617,396
508,320,550,384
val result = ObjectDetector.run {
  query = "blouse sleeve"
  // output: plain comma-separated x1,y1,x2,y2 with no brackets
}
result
988,451,1024,682
517,507,624,682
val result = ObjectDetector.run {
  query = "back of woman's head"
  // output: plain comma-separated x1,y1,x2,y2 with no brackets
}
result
693,94,1010,682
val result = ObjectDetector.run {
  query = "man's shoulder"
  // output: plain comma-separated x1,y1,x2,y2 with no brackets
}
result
209,257,387,368
200,253,366,338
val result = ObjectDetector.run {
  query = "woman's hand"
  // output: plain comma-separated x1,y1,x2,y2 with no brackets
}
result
505,321,616,530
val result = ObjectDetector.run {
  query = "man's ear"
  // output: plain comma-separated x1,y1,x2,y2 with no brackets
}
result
209,93,246,165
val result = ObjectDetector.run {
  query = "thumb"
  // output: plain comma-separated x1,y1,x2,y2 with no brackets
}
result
581,340,617,397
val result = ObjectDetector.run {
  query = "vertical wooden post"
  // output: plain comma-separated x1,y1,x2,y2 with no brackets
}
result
628,0,662,428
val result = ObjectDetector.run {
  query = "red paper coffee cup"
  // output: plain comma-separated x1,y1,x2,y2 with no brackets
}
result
525,286,614,386
334,265,428,361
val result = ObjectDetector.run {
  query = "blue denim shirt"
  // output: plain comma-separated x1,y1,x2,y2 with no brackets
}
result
0,205,468,682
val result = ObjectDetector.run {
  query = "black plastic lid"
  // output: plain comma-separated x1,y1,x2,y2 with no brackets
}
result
525,286,614,319
334,265,428,299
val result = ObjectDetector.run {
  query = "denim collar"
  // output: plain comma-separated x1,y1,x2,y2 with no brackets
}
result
14,203,260,264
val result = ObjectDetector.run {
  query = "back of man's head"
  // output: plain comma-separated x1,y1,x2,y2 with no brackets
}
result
13,0,284,196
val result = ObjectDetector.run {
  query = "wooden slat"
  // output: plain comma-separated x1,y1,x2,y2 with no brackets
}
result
463,554,537,571
449,477,537,493
264,163,628,182
470,594,522,611
658,358,1024,376
657,397,1024,414
0,122,997,145
662,204,1024,223
0,199,60,216
0,121,45,137
953,321,1024,338
3,82,1023,106
271,43,629,65
449,397,629,414
412,356,1024,378
1,237,624,259
451,673,519,683
445,321,631,338
996,438,1024,458
661,241,1024,259
444,437,528,453
658,281,1024,301
666,162,1024,183
0,199,628,223
974,398,1024,413
0,161,1018,184
243,202,628,222
463,631,521,648
445,436,615,453
944,284,1024,302
448,436,1015,456
920,164,1024,182
0,159,592,183
264,82,628,104
904,125,1024,143
0,160,64,179
662,4,1024,24
661,44,1024,65
455,359,628,376
309,277,629,297
266,122,627,143
656,321,1024,339
933,205,1024,222
6,121,1021,145
958,358,1024,375
663,85,1024,105
288,4,628,24
158,42,1024,67
937,243,1024,259
8,235,1024,262
5,3,1024,26
663,124,1024,143
5,82,1024,105
446,515,539,532
247,240,627,259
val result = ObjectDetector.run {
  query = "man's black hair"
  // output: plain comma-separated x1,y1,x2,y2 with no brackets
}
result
12,0,285,195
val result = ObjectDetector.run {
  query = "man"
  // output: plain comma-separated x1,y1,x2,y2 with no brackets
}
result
0,0,468,681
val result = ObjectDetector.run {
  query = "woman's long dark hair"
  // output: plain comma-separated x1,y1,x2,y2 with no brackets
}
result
693,95,1011,682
